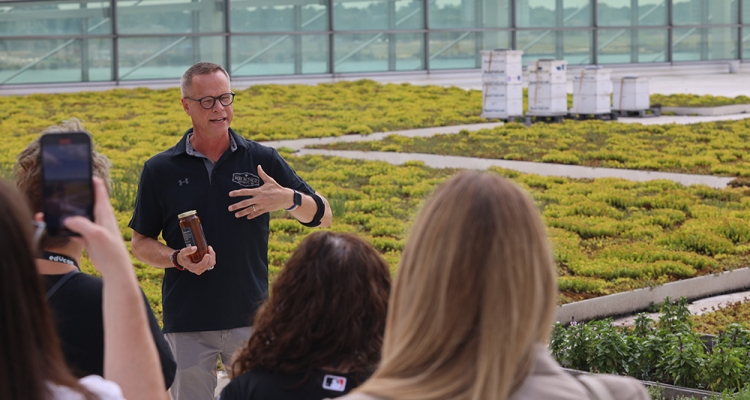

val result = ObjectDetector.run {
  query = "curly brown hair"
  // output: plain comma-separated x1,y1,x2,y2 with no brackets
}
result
230,231,391,380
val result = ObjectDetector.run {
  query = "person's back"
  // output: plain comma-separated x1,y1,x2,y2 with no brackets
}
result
42,272,175,386
220,231,390,400
221,367,365,399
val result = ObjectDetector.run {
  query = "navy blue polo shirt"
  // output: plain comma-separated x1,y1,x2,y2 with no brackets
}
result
129,128,315,333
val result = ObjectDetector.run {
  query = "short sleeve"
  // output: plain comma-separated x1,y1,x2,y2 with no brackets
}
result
267,148,315,196
129,164,163,237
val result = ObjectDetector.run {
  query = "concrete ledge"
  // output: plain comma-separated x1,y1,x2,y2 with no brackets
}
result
662,104,750,116
556,267,750,323
565,369,715,400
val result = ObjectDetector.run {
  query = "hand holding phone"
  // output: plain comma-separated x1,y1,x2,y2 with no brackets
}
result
40,132,94,237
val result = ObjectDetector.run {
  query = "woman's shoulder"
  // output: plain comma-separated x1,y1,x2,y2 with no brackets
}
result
511,346,648,400
579,373,650,400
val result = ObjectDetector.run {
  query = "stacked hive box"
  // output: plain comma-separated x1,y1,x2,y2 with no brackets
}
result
481,49,523,119
572,66,613,115
613,76,650,112
527,59,568,116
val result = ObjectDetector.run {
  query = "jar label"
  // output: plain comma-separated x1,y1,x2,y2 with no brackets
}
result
181,227,196,247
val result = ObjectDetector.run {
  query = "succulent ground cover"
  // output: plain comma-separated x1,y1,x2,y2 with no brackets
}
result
553,298,750,393
652,93,750,108
3,83,750,323
313,119,750,177
691,298,750,334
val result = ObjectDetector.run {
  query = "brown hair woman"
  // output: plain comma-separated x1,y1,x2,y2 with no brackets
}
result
0,176,169,400
0,179,98,399
220,231,391,400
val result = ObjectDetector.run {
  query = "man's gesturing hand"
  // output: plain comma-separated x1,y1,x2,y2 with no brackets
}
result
228,165,292,220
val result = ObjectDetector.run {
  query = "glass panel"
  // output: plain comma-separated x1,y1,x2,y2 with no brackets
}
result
429,31,509,70
743,27,750,59
117,0,225,34
638,29,668,62
0,1,111,36
118,36,225,80
745,0,750,24
518,29,557,65
430,0,510,29
598,28,667,63
516,0,591,28
0,38,111,84
334,0,422,31
673,0,737,26
517,0,556,27
597,0,667,27
335,33,423,72
564,0,592,26
230,0,328,33
231,34,328,76
563,29,591,64
673,27,738,61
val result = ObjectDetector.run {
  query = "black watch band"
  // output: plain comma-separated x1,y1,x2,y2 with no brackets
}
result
285,190,302,211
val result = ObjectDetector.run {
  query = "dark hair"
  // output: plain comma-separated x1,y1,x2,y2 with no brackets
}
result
230,231,391,380
180,61,230,97
0,179,95,400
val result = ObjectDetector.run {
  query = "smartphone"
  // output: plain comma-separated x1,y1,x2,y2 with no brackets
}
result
40,132,94,237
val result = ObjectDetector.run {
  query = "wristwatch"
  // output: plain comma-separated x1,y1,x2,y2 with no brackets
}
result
285,190,302,211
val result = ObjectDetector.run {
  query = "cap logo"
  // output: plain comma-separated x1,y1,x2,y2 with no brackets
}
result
322,375,347,392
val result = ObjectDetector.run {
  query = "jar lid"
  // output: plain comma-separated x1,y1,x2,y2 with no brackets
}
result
178,210,197,219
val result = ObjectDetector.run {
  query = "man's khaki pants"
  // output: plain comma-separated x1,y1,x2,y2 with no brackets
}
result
165,327,253,400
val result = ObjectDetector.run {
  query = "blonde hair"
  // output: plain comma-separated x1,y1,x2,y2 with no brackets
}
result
355,170,558,400
14,118,112,249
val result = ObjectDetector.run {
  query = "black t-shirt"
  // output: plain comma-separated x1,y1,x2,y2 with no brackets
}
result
129,128,316,333
43,272,176,389
219,368,363,400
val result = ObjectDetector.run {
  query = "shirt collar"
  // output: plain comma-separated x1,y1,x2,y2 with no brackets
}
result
172,127,245,157
186,132,237,157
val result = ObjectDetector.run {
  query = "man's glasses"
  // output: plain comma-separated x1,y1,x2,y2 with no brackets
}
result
184,92,235,109
32,220,46,249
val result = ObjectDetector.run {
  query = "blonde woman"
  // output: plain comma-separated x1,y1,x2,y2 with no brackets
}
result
338,171,648,400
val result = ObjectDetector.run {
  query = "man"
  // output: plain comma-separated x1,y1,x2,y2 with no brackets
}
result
129,62,332,400
13,119,176,389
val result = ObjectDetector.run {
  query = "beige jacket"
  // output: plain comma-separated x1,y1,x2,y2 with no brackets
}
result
336,345,649,400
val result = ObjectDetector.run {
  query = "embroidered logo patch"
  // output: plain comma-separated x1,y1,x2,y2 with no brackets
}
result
322,375,347,392
178,178,189,186
232,172,260,188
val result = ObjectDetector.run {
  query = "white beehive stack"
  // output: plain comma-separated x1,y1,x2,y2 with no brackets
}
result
527,59,568,116
481,49,524,119
613,76,650,111
572,66,613,115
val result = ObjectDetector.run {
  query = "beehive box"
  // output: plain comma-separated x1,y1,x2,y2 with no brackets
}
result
613,76,650,111
572,66,612,114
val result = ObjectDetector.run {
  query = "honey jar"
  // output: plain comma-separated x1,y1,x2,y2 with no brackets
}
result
178,210,208,263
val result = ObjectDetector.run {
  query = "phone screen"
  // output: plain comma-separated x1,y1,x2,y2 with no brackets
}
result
40,132,94,237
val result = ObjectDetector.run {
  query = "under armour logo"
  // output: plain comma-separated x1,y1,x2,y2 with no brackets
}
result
178,178,189,186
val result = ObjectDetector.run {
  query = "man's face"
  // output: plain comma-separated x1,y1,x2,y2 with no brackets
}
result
180,71,234,138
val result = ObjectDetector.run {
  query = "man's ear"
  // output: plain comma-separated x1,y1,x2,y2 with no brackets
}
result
181,97,191,115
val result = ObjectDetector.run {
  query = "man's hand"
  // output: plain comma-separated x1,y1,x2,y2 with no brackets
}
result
228,165,291,220
176,245,216,275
